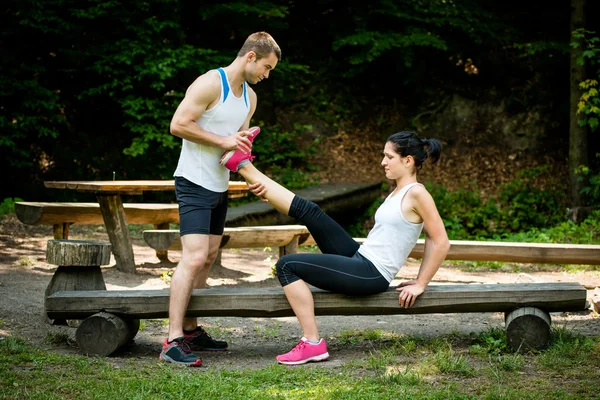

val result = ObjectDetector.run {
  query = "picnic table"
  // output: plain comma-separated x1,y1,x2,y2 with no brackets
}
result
44,180,249,273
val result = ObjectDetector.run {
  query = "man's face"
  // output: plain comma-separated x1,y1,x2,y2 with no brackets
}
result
245,52,278,84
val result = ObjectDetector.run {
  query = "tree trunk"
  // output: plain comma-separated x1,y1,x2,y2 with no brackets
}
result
569,0,588,207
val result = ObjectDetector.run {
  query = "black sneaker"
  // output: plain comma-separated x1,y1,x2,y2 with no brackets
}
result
184,326,228,351
159,337,202,367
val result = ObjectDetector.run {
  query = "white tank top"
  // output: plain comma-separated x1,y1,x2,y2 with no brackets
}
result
358,182,424,282
173,68,250,192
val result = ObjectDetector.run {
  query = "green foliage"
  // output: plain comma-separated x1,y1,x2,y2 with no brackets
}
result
428,185,499,239
495,166,567,232
503,210,600,245
572,29,600,131
430,166,570,240
251,123,320,189
575,153,600,205
0,198,23,217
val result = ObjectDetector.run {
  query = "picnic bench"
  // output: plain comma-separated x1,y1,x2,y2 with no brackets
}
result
43,239,591,356
19,180,249,273
143,227,600,265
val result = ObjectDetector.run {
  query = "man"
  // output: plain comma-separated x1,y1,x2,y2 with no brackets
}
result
161,32,281,366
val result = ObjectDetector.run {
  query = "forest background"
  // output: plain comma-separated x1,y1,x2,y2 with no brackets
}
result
1,0,599,241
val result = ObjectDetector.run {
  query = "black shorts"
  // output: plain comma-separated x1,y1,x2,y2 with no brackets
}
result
175,177,228,236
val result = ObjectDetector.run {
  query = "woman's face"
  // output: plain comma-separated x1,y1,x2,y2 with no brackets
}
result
381,141,408,180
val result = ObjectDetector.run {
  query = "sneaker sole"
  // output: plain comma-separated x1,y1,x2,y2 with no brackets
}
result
219,150,235,166
189,346,228,352
277,352,330,365
219,127,260,167
159,353,203,367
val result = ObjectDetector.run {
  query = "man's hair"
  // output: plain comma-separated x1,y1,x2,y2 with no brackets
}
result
237,32,281,61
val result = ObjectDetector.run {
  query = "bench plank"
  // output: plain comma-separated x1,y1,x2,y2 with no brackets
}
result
46,283,587,319
143,226,312,251
144,228,600,265
15,202,179,225
16,202,179,225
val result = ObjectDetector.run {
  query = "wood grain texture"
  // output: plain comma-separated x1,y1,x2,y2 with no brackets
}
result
143,225,312,251
16,202,179,225
97,195,135,273
143,228,600,265
75,312,134,356
46,240,111,266
505,307,551,351
46,283,588,320
44,180,248,194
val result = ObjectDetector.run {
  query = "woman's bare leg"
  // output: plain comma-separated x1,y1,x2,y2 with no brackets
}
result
237,163,295,214
238,163,320,341
282,280,319,341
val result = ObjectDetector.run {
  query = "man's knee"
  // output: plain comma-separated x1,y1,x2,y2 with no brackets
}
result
181,249,210,270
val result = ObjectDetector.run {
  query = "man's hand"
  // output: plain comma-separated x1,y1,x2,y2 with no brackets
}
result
395,280,426,308
248,182,268,201
221,130,253,154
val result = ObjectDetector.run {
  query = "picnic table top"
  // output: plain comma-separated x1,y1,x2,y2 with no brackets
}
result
44,180,249,194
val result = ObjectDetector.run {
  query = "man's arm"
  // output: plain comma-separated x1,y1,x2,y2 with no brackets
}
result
170,71,252,153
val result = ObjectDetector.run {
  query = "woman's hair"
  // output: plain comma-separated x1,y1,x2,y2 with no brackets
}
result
238,32,282,61
386,131,442,171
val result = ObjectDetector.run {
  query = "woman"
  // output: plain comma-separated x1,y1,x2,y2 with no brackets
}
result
225,130,450,365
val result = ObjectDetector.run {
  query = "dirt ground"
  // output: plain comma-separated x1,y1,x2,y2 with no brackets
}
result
1,215,599,369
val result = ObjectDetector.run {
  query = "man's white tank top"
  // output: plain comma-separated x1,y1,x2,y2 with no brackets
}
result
358,182,424,282
173,68,250,192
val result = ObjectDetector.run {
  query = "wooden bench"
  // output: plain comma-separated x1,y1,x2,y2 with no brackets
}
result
16,202,179,239
46,283,589,355
143,225,315,257
16,201,179,261
144,227,600,265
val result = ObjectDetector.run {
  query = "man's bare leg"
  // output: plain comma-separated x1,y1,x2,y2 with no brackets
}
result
182,234,222,331
168,234,210,341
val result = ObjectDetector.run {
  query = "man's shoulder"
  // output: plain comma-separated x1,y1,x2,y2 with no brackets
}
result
186,70,222,96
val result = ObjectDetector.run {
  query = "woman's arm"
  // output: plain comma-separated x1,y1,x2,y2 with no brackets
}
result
396,186,450,308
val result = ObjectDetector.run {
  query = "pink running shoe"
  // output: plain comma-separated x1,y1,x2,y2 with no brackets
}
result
276,337,329,365
220,126,261,172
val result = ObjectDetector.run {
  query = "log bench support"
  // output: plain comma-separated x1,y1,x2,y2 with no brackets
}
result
44,239,112,325
46,282,588,356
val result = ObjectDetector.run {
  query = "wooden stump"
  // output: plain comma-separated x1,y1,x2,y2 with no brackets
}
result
154,222,170,261
45,240,111,324
46,239,112,266
505,307,551,351
76,312,137,356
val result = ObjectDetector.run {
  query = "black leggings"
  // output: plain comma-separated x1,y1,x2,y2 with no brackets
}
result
275,196,389,295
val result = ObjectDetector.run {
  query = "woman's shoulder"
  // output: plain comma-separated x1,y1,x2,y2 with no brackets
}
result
406,183,434,202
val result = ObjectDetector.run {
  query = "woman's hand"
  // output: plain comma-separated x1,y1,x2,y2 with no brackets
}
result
395,280,426,308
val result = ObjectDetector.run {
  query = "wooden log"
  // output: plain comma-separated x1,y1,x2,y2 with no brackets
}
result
75,312,134,356
124,318,141,344
281,235,299,256
143,225,312,252
505,307,551,351
302,238,600,265
46,239,111,266
153,222,170,261
97,195,135,273
52,223,70,239
44,265,107,325
15,202,179,226
45,239,110,324
45,283,588,320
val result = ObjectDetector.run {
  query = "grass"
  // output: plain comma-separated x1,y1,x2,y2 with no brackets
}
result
2,327,597,399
